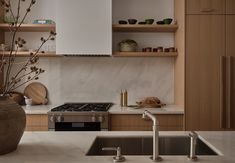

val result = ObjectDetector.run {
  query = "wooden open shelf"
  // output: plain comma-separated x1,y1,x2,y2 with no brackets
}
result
0,24,55,32
113,52,178,57
0,51,59,57
112,24,178,32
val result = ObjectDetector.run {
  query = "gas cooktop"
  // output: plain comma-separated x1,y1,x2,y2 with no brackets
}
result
50,103,113,112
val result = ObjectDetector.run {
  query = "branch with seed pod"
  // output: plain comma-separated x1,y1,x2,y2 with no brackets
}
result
0,0,56,96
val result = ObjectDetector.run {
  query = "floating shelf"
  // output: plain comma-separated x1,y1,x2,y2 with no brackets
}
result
112,24,178,32
0,51,59,57
113,52,178,57
0,24,56,32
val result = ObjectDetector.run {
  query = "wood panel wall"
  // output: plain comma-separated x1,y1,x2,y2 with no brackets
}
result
0,6,4,92
174,0,185,129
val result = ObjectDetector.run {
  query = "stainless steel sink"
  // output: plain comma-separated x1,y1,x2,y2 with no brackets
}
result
86,136,217,156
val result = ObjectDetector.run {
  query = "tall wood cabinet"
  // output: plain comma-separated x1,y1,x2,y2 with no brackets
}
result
225,15,235,129
186,0,235,130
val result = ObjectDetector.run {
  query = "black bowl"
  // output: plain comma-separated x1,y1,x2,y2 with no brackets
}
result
128,19,137,24
119,20,128,24
145,19,154,24
163,18,173,24
156,21,164,25
138,21,146,25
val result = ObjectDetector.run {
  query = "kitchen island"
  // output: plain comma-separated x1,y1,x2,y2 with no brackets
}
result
0,131,234,163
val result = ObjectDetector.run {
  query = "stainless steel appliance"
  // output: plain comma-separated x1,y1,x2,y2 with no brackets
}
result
48,103,113,131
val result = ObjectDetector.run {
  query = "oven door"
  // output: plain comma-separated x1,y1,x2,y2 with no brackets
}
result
54,122,101,131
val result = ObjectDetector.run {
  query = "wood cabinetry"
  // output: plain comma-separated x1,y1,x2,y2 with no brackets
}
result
186,0,235,131
26,115,48,131
186,15,225,130
110,114,183,131
226,0,235,14
186,0,225,15
225,15,235,129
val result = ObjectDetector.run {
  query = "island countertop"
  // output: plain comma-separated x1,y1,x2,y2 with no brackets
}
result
0,131,234,163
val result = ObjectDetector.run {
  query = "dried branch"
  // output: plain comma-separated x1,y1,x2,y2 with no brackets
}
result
11,32,56,82
3,0,36,94
0,0,56,95
8,72,41,91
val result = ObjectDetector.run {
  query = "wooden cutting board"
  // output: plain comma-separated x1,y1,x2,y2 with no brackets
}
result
24,82,48,105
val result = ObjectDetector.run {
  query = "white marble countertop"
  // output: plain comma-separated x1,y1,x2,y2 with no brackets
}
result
22,104,184,115
109,104,184,114
22,104,60,114
0,131,235,163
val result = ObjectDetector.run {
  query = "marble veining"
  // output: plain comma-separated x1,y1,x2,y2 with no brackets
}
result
13,57,174,105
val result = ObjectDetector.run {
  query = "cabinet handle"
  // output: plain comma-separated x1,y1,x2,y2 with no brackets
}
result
201,8,214,12
220,56,226,129
227,56,232,129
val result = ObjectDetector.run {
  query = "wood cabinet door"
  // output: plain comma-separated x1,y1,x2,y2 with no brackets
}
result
26,115,48,131
186,0,225,15
186,15,225,130
226,15,235,130
226,0,235,14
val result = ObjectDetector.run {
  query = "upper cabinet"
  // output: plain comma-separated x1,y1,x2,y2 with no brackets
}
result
186,0,225,15
226,0,235,14
56,0,112,55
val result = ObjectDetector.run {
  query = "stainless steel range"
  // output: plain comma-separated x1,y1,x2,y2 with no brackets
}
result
48,103,113,131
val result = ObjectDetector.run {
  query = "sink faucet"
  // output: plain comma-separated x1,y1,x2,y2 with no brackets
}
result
188,131,198,161
142,110,162,162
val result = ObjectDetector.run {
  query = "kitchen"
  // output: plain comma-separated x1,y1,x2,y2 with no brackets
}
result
0,0,235,162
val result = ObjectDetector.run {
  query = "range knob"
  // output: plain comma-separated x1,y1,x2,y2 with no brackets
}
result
98,116,104,122
50,115,56,122
57,115,64,122
91,115,96,122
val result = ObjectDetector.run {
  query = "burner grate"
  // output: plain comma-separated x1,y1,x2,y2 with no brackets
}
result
51,103,113,112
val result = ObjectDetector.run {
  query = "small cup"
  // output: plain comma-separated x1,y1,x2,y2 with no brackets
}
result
25,98,32,106
164,48,170,52
145,47,152,52
168,47,176,52
156,47,164,52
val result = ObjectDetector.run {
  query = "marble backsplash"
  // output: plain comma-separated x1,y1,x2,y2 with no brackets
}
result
13,57,174,105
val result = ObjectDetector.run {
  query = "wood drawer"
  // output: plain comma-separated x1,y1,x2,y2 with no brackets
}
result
110,114,183,131
26,114,48,131
25,126,48,131
186,0,225,15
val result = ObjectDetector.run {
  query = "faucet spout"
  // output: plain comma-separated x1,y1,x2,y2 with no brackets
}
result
142,110,162,162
